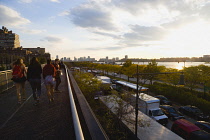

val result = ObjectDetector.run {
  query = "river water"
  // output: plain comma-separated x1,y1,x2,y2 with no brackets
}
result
116,62,210,70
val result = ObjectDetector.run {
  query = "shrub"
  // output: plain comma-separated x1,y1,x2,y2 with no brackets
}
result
149,82,210,114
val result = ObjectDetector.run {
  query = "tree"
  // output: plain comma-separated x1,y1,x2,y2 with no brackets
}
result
38,56,46,64
143,59,164,85
158,68,180,86
122,60,132,67
74,72,102,100
123,64,137,82
184,66,201,91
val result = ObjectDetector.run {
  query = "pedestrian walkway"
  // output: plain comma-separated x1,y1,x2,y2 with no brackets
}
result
0,69,75,139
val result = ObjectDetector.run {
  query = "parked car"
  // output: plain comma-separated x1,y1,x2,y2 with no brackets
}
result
195,121,210,133
154,95,172,105
112,73,117,76
160,105,185,121
171,119,210,140
178,105,209,121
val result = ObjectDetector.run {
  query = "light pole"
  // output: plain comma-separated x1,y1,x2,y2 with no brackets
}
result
134,66,185,138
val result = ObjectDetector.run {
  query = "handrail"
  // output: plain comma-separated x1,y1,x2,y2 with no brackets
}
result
0,70,14,93
67,67,109,140
65,65,84,140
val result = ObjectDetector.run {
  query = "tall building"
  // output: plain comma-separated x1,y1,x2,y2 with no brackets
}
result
106,56,108,62
125,55,128,60
0,26,20,48
0,26,51,70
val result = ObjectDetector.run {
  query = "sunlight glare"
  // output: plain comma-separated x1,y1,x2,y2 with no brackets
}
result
163,20,210,56
176,62,184,70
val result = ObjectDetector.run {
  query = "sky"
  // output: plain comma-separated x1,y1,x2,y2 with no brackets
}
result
1,0,210,60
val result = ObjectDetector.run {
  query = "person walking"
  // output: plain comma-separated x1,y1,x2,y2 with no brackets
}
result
27,57,42,105
53,59,61,92
11,58,27,104
43,59,56,103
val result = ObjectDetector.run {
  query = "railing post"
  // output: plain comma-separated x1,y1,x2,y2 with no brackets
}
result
5,71,9,90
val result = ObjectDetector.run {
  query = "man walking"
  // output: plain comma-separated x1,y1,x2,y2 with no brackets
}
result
54,59,61,92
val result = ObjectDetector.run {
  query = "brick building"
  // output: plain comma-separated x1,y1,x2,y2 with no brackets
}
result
0,26,20,48
0,26,51,70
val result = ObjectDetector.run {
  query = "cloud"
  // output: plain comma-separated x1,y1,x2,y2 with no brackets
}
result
199,3,210,20
18,0,33,3
58,10,70,16
70,4,117,31
161,16,199,30
123,25,167,42
50,0,60,3
92,31,121,39
0,5,30,26
113,0,205,15
41,36,63,43
21,28,45,34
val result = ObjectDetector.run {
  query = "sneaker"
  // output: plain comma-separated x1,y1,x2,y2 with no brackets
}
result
49,99,52,104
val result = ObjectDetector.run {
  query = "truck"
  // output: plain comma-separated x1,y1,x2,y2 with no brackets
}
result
131,93,168,125
100,95,183,140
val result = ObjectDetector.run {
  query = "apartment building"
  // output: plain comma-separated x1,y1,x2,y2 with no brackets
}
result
0,26,20,48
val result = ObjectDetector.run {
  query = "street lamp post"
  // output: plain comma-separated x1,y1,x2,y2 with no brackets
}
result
135,65,139,137
134,66,185,138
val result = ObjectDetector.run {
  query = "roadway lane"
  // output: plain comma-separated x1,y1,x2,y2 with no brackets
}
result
109,72,200,130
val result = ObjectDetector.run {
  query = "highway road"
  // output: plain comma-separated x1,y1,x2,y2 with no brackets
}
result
108,72,200,130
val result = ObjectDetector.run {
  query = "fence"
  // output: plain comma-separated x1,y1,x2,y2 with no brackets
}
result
0,70,14,93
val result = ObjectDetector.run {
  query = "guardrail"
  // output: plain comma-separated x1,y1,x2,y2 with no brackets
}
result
0,70,14,93
65,65,84,140
67,66,109,140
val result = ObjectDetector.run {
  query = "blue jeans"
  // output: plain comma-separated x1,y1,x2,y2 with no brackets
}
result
29,79,41,100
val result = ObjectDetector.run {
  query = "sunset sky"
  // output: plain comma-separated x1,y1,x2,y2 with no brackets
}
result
1,0,210,60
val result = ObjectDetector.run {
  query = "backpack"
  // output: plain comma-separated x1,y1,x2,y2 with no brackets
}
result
12,65,24,79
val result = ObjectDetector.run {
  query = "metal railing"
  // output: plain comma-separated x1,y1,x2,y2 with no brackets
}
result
65,65,84,140
0,70,14,93
67,66,109,140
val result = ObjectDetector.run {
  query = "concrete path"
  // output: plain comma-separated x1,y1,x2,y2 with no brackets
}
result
0,69,75,139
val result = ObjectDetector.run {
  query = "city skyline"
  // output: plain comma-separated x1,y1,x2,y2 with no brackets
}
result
60,54,210,62
1,0,210,60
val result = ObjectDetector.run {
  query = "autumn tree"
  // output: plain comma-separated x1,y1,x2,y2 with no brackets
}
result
183,66,201,91
143,59,165,85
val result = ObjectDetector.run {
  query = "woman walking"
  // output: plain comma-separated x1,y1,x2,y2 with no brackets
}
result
43,59,56,103
12,58,27,104
27,57,42,105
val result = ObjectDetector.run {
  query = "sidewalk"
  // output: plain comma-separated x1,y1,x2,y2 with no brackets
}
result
0,69,75,139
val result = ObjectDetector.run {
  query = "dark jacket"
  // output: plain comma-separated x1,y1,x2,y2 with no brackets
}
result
27,63,42,79
43,64,56,79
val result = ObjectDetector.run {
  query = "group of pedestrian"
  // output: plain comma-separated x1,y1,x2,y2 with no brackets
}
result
11,57,62,105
